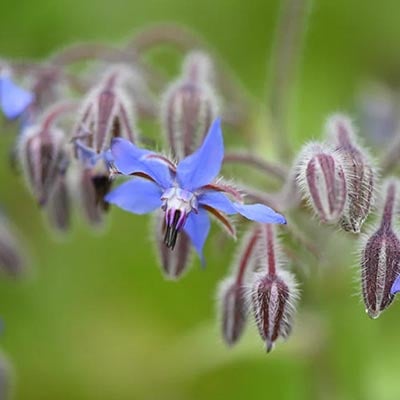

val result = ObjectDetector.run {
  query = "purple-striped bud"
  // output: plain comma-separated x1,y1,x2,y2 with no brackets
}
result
161,52,218,159
155,211,192,280
0,216,25,277
296,143,348,223
218,227,260,346
360,179,400,318
218,277,248,346
326,115,376,233
74,167,110,226
46,174,71,232
249,225,298,352
19,123,67,206
73,67,137,155
0,355,10,400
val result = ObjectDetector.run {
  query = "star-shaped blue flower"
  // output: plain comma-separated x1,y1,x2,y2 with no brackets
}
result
0,73,34,120
105,118,286,262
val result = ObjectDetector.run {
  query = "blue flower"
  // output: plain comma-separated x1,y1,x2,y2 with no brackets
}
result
105,118,286,262
0,73,34,119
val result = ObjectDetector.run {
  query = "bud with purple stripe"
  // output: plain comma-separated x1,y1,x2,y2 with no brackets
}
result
326,114,376,233
360,179,400,318
296,142,348,223
161,51,219,159
218,226,260,346
248,224,299,352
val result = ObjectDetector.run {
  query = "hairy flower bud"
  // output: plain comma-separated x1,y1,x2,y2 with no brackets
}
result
155,211,191,280
218,227,260,346
73,67,137,155
218,277,248,346
249,225,298,352
360,179,400,318
0,215,25,277
326,114,376,233
161,52,218,159
19,123,67,206
46,174,71,232
296,142,348,223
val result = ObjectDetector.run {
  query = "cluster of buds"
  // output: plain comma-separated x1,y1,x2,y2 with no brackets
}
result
296,114,376,232
2,23,400,370
219,224,299,352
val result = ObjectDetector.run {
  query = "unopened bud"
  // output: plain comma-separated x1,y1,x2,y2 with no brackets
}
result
326,114,376,233
296,142,348,223
218,277,247,346
155,211,191,280
19,124,67,206
73,67,138,156
0,215,26,277
74,167,110,226
249,224,298,352
218,227,260,346
360,179,400,318
161,52,218,159
46,175,70,232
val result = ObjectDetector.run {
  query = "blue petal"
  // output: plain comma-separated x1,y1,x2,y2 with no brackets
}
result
199,191,286,224
111,138,173,189
183,208,211,266
105,178,162,214
176,118,224,191
233,203,286,224
198,191,237,214
391,275,400,295
0,76,34,119
74,140,101,168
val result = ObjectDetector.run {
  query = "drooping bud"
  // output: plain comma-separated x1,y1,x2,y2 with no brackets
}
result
218,226,260,346
73,66,137,155
155,211,192,280
0,215,26,277
46,174,71,232
19,124,67,205
72,67,138,223
73,167,106,226
0,355,11,400
249,224,298,352
326,114,376,233
296,142,348,223
161,51,219,159
360,179,400,319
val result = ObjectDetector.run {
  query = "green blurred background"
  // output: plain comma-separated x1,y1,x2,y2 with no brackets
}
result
1,0,400,399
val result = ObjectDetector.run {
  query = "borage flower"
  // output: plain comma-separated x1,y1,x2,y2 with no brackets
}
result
105,118,286,263
0,70,34,120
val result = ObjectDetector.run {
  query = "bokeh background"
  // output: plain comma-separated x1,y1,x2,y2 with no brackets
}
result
1,0,400,399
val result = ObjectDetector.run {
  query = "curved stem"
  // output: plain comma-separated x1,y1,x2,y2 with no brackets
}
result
268,0,310,161
224,151,288,181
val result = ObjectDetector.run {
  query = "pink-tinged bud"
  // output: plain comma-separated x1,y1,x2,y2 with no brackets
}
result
218,227,260,346
249,225,298,352
360,179,400,318
46,175,71,232
73,67,138,154
19,124,67,206
296,143,348,223
0,215,26,277
218,277,248,346
161,52,218,159
74,167,109,226
326,114,376,233
155,211,192,280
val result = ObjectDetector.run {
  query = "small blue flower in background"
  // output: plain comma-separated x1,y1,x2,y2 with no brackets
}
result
105,118,286,263
0,71,34,120
391,275,400,295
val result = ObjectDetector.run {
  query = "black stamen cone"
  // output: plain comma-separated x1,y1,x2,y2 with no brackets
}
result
164,211,182,250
